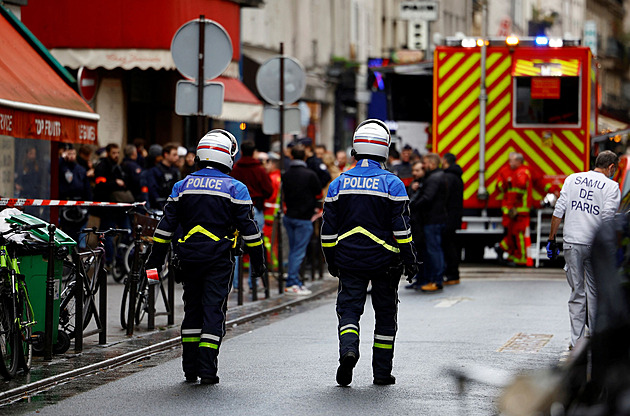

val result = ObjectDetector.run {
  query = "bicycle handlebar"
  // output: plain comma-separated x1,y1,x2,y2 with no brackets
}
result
80,227,131,237
0,222,47,236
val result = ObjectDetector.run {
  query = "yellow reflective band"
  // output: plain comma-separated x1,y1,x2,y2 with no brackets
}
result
510,188,528,194
338,226,400,253
374,343,393,349
395,237,412,244
322,242,337,247
182,337,200,343
245,239,263,247
153,237,171,244
199,342,219,349
340,329,359,336
178,225,221,243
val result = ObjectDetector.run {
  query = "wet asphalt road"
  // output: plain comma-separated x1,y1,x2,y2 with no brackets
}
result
15,274,570,415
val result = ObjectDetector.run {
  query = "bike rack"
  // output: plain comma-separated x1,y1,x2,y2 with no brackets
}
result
72,248,108,353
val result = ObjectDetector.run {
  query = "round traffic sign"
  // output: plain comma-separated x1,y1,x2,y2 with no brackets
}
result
77,67,99,102
171,18,233,81
255,56,306,106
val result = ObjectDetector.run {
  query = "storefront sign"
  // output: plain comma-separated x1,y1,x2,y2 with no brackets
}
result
0,105,97,144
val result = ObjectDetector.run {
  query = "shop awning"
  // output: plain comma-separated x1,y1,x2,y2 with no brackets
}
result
212,76,263,124
0,8,98,143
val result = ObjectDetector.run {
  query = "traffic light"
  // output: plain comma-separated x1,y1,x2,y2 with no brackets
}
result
407,20,428,51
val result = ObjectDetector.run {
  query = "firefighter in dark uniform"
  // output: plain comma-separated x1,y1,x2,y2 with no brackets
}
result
321,119,419,386
147,130,266,385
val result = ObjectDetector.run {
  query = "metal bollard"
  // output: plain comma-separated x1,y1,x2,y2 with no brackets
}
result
127,224,143,336
44,224,56,360
168,260,175,326
73,249,83,353
98,260,107,344
237,256,243,306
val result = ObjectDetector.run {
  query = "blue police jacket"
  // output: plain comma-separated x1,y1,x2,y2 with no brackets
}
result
150,167,265,268
321,158,417,271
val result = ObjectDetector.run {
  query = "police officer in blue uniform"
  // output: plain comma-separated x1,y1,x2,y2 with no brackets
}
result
147,130,266,385
321,119,419,386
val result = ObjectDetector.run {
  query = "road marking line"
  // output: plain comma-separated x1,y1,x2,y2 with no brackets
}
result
434,297,471,308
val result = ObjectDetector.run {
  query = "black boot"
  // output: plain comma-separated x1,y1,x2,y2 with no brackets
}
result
200,376,220,385
336,351,358,386
373,375,396,385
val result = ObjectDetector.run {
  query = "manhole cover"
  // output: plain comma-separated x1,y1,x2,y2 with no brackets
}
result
498,333,552,353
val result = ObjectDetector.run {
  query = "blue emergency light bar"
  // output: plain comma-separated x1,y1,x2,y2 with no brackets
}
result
535,36,549,46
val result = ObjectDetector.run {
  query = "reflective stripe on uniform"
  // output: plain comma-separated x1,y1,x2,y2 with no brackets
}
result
155,229,174,238
178,225,221,243
182,337,200,343
154,237,171,244
339,324,359,337
243,232,261,241
337,226,400,253
374,334,394,341
374,343,393,349
202,333,221,341
245,239,263,247
199,342,219,349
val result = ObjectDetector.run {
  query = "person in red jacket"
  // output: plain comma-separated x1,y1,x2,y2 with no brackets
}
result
262,152,282,270
231,141,274,230
496,152,532,266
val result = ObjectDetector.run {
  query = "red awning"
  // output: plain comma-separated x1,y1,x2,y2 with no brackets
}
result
0,11,98,143
216,76,260,105
211,76,262,124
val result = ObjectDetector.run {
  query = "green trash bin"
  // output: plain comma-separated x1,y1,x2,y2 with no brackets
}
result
6,213,76,353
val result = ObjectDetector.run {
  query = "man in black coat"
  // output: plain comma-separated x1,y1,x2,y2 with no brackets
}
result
281,145,322,294
441,153,464,285
410,153,448,292
59,143,92,246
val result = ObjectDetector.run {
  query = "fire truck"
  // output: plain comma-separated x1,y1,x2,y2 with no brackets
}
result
433,36,596,262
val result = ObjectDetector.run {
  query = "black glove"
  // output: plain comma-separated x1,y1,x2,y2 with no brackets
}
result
546,239,559,260
328,265,339,278
251,263,267,278
403,263,420,283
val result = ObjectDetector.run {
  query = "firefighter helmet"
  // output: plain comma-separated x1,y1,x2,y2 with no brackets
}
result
196,129,239,171
352,119,391,160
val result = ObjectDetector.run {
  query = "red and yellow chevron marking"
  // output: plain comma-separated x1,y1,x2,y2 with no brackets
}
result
512,58,580,76
433,46,590,209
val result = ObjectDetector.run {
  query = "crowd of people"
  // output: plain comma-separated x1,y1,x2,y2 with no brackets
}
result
57,139,195,259
55,132,469,294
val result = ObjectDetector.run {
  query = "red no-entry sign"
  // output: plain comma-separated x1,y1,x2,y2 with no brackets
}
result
77,67,99,103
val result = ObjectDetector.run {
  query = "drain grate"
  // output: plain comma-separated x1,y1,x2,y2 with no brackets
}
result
498,332,552,353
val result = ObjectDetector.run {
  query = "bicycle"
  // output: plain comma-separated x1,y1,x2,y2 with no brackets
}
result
120,212,172,331
0,222,47,380
58,227,129,343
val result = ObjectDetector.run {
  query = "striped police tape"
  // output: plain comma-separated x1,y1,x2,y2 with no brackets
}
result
0,198,146,208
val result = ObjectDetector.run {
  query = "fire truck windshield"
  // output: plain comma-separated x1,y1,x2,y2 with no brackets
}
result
514,76,580,126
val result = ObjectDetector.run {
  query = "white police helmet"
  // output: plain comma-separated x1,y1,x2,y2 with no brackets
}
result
196,129,239,171
352,119,391,160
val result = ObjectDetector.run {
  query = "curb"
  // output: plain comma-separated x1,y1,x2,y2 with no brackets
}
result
0,281,338,406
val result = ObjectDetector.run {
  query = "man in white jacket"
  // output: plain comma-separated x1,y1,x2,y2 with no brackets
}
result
547,150,620,350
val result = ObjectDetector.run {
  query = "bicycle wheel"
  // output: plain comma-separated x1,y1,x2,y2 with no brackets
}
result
0,294,19,380
112,242,129,283
135,276,149,325
58,269,93,338
17,293,33,372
